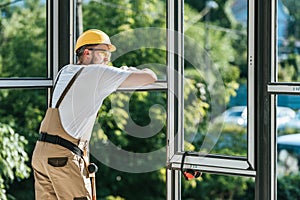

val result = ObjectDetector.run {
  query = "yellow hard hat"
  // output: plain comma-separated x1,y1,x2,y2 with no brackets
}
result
75,29,116,52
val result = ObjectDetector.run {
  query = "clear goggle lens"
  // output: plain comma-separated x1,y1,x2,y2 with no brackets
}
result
88,48,111,59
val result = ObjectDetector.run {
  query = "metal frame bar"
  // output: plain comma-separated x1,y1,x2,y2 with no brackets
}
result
266,0,295,199
166,0,183,199
69,0,76,64
177,0,184,156
0,80,52,88
248,0,256,169
166,0,176,165
47,0,52,79
117,82,167,92
268,83,300,94
166,169,181,200
269,4,277,197
52,0,59,79
255,0,276,198
58,0,72,68
270,94,277,200
170,154,256,177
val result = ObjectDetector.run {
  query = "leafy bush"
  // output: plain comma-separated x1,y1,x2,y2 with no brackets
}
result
278,174,300,200
0,123,30,200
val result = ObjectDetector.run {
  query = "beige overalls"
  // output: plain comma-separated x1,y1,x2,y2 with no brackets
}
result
32,68,92,200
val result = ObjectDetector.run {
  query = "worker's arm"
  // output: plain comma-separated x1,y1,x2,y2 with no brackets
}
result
119,67,157,88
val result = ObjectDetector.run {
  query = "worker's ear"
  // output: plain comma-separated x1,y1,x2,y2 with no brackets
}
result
83,48,90,55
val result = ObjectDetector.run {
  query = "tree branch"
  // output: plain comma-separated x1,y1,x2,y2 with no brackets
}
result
0,0,23,9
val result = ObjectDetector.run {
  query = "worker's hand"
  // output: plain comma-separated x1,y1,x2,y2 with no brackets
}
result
128,67,138,71
120,66,138,71
120,66,129,70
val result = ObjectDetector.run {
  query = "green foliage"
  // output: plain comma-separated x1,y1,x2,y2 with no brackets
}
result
0,1,47,199
0,0,253,199
0,123,30,200
95,92,167,150
1,0,298,199
91,91,167,199
277,0,300,82
0,90,45,200
82,0,167,80
211,124,247,156
184,3,241,107
0,0,46,77
105,196,125,200
182,122,251,200
278,174,300,200
278,52,300,82
183,8,250,200
182,174,254,200
82,0,165,33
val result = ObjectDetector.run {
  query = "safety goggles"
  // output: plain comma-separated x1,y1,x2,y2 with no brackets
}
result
88,48,111,59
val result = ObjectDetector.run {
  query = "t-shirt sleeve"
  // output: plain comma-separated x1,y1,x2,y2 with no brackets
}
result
96,66,132,96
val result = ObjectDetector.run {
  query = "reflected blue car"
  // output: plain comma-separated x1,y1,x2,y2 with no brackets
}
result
278,109,300,131
214,106,295,128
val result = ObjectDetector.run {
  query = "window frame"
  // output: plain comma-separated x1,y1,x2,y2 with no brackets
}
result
0,0,54,88
166,0,256,177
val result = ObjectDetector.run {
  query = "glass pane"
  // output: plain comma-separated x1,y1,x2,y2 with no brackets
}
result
0,89,47,199
277,94,300,199
277,0,300,82
81,0,167,80
90,91,167,198
0,1,47,77
181,174,254,199
184,0,248,157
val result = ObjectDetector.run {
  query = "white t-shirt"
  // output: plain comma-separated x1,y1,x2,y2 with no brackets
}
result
51,64,132,140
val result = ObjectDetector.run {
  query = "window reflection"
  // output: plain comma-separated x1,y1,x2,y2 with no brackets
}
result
184,0,248,157
277,0,300,82
0,1,47,77
277,94,300,198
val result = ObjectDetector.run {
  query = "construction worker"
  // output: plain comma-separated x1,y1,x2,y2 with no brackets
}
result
31,29,157,200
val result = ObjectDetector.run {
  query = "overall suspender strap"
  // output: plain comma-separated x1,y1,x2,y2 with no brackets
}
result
49,69,63,107
49,67,84,108
55,67,84,108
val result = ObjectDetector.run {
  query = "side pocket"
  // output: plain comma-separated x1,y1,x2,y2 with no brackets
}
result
48,157,68,167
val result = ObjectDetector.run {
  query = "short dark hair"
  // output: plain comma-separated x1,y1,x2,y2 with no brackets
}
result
76,45,86,57
75,44,99,58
